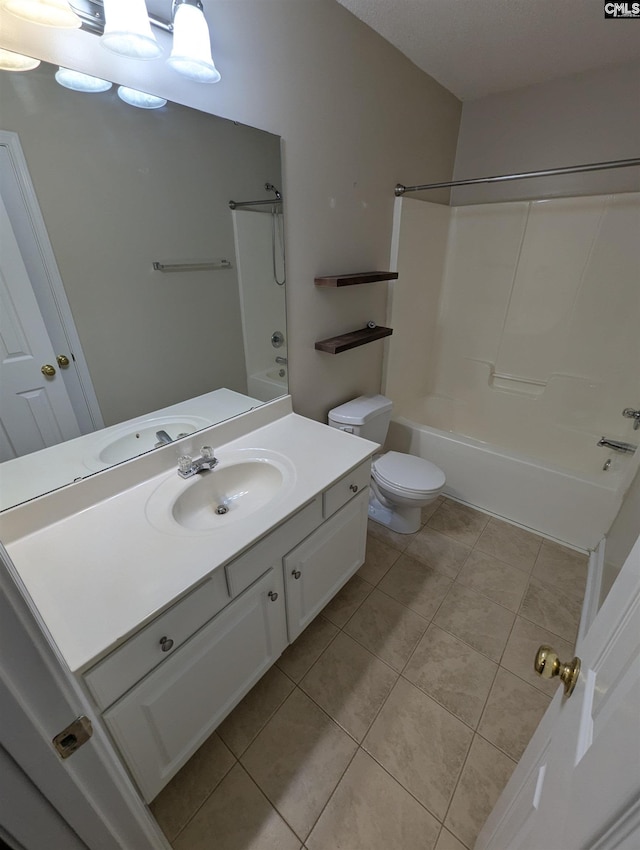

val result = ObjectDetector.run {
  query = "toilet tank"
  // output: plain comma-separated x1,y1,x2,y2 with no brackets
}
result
327,395,393,445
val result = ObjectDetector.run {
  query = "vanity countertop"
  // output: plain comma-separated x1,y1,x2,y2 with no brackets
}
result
3,407,376,674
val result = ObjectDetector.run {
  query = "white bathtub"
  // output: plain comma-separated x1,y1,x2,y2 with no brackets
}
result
246,367,287,402
387,416,635,550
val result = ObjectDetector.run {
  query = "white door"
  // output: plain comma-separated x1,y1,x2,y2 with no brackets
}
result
0,543,170,850
0,192,82,460
476,535,640,850
0,133,103,446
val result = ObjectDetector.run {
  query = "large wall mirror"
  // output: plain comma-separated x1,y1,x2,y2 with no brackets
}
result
0,61,287,511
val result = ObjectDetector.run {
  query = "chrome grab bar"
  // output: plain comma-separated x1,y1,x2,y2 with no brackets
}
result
597,437,637,455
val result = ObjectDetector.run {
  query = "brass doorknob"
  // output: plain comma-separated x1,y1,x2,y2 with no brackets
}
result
534,645,581,697
41,364,56,377
57,354,70,368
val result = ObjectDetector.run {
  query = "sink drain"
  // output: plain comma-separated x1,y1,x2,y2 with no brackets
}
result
215,504,229,515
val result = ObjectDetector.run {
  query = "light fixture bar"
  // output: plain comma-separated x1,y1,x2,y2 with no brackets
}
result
68,0,173,34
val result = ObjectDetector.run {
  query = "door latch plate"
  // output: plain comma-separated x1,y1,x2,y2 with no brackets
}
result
52,715,93,759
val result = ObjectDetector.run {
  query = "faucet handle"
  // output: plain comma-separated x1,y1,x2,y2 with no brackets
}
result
178,455,193,475
200,446,215,460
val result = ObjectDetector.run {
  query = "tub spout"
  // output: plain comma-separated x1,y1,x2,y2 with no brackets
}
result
597,437,637,455
154,430,173,447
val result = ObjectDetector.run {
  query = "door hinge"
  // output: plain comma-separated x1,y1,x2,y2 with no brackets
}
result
52,715,93,759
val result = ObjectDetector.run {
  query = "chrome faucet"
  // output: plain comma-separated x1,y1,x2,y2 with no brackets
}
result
155,429,173,447
177,446,218,478
622,408,640,430
597,437,637,455
275,356,287,365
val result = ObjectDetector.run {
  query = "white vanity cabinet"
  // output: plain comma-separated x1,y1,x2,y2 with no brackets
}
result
102,567,287,803
80,459,372,803
284,488,369,641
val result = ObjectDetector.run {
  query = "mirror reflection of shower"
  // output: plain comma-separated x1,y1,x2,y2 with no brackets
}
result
231,184,287,401
265,183,286,286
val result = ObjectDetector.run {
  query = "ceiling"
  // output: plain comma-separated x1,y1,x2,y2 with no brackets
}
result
336,0,640,101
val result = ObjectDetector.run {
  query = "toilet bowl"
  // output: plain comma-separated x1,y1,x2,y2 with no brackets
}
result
369,451,445,533
327,395,446,534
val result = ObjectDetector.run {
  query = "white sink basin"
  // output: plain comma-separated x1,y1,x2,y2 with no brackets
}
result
85,415,211,470
146,449,295,534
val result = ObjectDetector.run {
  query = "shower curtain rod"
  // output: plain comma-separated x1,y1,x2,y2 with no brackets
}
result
228,197,283,210
394,157,640,196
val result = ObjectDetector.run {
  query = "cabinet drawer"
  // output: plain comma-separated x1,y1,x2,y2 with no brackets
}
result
84,568,229,710
225,496,323,597
323,459,371,518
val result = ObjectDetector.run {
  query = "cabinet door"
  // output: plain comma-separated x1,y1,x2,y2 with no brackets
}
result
284,488,368,642
103,567,286,803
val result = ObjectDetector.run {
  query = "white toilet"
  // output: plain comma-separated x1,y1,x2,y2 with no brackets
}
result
328,394,446,534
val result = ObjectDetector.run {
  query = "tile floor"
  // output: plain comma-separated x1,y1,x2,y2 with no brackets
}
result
150,497,588,850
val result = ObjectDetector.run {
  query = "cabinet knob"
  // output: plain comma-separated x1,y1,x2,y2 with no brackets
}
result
349,483,358,493
159,636,174,652
268,590,279,602
292,569,302,580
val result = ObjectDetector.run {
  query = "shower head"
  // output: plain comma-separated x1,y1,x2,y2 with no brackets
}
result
265,182,282,200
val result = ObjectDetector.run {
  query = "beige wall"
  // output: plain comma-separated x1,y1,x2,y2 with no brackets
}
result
452,61,640,205
0,0,462,423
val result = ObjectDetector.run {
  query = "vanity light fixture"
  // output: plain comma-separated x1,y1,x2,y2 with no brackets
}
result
0,0,81,27
117,85,166,109
100,0,162,60
0,0,222,84
55,66,112,91
67,0,222,83
0,46,40,70
167,0,220,83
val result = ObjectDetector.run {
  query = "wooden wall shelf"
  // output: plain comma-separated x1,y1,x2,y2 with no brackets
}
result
315,325,393,354
314,271,398,287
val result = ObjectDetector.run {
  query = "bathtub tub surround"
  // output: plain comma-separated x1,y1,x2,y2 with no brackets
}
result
246,365,288,402
387,417,623,550
386,192,640,549
232,206,288,403
0,396,376,803
329,395,446,534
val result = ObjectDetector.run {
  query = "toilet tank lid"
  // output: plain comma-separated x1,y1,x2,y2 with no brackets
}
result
328,394,393,425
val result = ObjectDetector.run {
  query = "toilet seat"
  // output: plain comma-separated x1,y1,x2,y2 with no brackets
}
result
372,451,445,498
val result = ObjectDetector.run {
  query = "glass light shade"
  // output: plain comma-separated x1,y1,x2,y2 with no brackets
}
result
0,47,40,71
117,86,166,109
0,0,80,28
55,67,112,92
167,3,220,83
101,0,162,60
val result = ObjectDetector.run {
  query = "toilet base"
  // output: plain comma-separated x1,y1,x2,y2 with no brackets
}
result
368,490,422,534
